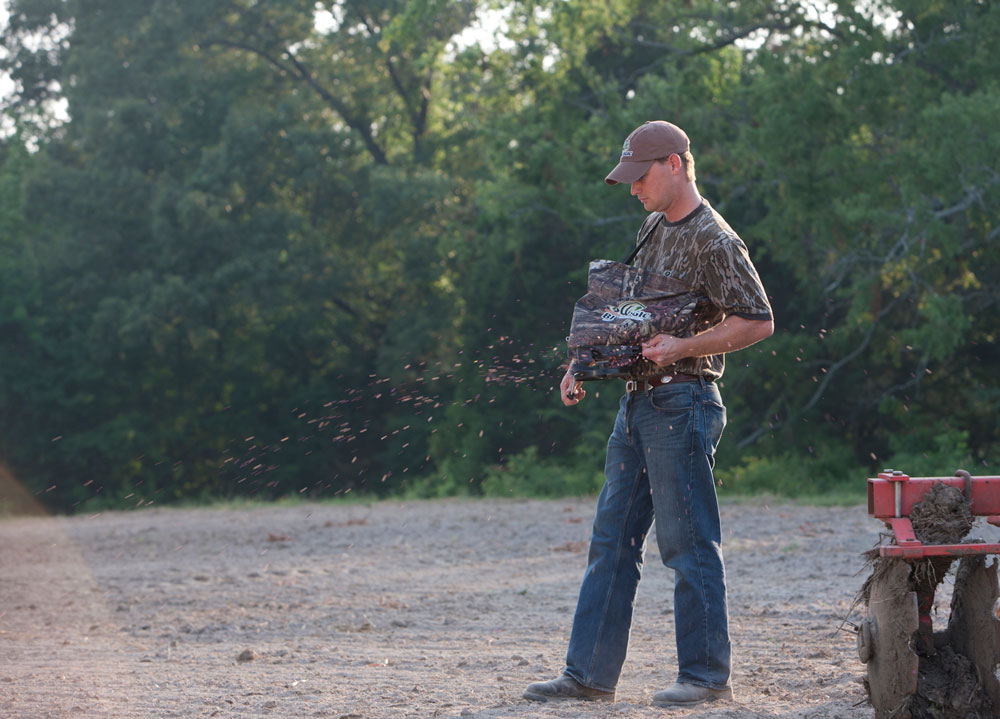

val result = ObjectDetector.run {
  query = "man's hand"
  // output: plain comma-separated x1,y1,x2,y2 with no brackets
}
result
641,334,687,368
560,371,585,406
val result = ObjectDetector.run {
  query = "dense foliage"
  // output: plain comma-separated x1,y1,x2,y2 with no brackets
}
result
1,0,997,512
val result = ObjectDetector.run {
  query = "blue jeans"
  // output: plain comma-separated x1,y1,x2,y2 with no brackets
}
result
564,380,730,692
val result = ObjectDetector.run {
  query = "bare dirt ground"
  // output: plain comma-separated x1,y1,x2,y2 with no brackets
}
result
2,496,986,719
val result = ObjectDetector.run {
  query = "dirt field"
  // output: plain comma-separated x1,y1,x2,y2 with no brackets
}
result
1,496,982,719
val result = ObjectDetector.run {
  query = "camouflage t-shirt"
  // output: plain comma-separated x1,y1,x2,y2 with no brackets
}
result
633,199,772,380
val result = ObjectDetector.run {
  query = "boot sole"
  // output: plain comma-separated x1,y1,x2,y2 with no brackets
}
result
523,690,615,703
651,687,733,708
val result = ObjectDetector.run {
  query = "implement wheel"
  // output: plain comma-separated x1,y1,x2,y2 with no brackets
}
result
947,555,1000,711
865,559,919,719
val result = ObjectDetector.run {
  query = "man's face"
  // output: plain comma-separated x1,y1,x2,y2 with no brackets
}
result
630,156,678,212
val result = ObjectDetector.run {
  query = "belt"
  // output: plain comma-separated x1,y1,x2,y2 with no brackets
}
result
625,373,703,393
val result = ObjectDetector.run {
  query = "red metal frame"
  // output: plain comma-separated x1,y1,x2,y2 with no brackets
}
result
867,471,1000,558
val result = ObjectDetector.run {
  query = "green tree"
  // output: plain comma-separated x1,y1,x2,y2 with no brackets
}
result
0,0,495,509
1,0,997,510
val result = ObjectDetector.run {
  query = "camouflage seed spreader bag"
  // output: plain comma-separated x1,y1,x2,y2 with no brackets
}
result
566,259,715,380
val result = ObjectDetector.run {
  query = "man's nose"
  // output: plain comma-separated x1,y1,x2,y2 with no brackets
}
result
630,181,639,195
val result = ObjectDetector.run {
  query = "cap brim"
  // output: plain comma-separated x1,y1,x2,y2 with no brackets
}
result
604,159,654,185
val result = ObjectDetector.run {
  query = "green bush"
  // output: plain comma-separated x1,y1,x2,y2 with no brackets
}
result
403,470,479,499
885,428,977,478
717,440,867,499
480,439,606,498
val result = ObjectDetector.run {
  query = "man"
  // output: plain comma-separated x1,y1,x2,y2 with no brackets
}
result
524,121,773,708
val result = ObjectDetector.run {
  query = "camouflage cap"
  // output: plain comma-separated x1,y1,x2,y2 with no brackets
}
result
605,121,690,185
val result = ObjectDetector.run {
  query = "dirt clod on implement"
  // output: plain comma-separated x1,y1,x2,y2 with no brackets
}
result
904,646,993,718
909,481,974,546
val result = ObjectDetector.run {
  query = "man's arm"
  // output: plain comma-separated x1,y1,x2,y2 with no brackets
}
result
641,315,774,368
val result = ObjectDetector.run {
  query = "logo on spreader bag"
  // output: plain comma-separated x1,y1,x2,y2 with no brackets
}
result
601,301,651,322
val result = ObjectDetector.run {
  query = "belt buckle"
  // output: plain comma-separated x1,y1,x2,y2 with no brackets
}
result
625,379,638,393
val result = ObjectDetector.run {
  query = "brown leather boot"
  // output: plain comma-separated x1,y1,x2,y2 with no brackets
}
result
523,674,615,702
651,681,733,707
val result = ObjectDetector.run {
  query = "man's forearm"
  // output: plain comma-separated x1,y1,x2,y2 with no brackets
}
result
681,315,773,358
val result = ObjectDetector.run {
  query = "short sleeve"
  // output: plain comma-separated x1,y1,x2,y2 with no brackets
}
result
699,237,772,320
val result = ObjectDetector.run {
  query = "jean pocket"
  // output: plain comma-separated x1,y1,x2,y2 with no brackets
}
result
648,391,694,417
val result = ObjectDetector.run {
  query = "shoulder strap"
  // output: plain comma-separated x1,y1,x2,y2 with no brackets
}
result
620,213,665,266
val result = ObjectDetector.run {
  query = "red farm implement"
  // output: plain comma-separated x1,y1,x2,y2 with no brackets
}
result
857,470,1000,718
